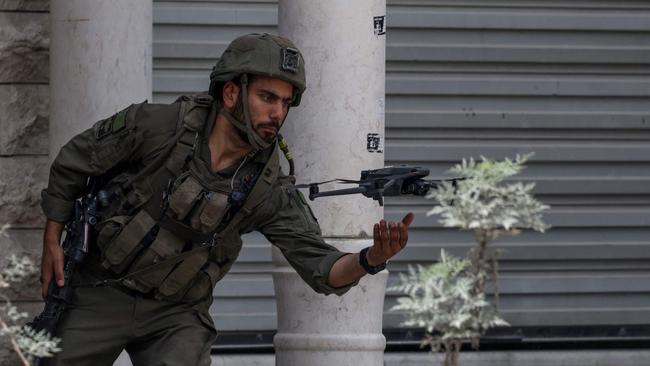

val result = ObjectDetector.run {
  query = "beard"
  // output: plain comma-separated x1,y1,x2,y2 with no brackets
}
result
233,97,280,145
254,121,280,143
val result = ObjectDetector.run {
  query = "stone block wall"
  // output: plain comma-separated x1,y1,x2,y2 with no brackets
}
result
0,0,49,363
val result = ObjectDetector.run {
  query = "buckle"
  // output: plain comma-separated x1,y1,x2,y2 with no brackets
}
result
195,94,213,106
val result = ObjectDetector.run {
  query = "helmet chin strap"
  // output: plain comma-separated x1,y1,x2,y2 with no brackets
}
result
221,74,274,151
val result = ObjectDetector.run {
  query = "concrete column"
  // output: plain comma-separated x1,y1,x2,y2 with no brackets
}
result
50,2,152,365
50,0,152,154
275,1,387,365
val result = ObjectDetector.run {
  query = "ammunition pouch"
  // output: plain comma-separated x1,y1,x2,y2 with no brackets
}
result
168,173,231,234
100,210,156,274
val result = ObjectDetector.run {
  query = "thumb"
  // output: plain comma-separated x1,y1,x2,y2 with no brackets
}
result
402,212,415,227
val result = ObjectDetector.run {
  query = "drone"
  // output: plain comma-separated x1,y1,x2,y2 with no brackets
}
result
295,165,465,206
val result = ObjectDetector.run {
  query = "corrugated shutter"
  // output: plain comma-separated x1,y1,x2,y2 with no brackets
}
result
153,0,650,331
382,0,650,328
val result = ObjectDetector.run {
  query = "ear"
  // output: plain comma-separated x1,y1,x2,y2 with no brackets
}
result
222,81,241,111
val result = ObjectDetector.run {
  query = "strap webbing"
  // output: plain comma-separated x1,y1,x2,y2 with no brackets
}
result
119,99,210,192
215,145,279,239
101,145,281,288
93,241,213,288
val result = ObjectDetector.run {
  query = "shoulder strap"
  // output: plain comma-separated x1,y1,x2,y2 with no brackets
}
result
164,94,214,174
119,95,214,192
216,144,280,239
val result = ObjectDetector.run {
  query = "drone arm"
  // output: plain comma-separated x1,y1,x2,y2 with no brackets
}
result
308,186,368,200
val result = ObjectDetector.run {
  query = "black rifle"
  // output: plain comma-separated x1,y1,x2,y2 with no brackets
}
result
28,180,100,337
298,165,464,206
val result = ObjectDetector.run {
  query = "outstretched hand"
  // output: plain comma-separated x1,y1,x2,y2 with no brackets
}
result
366,212,414,266
327,212,415,288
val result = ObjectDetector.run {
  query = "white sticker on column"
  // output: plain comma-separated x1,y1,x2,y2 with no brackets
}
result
376,97,385,119
373,16,386,36
367,133,384,153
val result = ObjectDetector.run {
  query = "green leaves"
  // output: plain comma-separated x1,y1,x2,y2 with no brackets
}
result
15,326,62,359
389,250,508,355
391,155,549,366
0,255,37,289
0,250,61,364
427,153,550,235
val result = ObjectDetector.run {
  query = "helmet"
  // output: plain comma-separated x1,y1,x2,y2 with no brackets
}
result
210,33,306,105
209,33,307,150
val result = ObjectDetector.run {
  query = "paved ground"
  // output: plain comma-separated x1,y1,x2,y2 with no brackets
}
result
112,349,650,366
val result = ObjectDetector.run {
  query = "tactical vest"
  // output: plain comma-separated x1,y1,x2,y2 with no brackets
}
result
93,95,280,303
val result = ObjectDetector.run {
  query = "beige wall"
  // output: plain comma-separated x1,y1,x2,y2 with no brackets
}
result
0,0,49,363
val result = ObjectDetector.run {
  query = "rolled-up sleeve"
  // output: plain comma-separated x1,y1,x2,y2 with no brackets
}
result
41,190,76,223
256,180,358,296
42,125,111,222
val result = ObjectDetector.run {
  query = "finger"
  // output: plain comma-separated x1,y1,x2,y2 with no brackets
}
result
398,221,409,248
41,260,51,300
54,249,65,287
380,220,390,252
402,212,415,227
373,223,380,247
389,222,400,253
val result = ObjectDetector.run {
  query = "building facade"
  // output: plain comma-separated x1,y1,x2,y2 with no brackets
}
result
1,0,649,362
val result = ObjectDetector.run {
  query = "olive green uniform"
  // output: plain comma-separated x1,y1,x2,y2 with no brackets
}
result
40,100,355,365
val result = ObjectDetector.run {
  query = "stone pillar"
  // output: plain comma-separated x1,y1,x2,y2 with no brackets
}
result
274,1,387,365
49,2,151,365
50,0,152,154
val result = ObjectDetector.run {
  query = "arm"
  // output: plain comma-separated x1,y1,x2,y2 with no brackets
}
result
258,173,413,295
40,107,139,293
327,213,414,288
257,179,357,295
40,103,179,292
42,106,138,222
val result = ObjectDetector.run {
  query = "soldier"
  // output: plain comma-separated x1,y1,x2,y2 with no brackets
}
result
39,33,413,365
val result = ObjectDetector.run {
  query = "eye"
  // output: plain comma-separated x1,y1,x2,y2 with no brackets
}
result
260,93,272,102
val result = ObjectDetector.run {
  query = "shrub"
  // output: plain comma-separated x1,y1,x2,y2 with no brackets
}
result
390,154,549,366
0,225,61,365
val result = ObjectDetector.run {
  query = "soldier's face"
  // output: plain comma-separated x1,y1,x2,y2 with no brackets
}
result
246,76,294,142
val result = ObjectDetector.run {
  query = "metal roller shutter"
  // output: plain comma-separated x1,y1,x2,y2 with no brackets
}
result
153,0,650,331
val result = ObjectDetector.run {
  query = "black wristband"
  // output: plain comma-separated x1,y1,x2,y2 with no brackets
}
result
359,247,386,275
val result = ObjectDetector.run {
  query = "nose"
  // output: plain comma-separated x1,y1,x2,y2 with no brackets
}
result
269,101,286,121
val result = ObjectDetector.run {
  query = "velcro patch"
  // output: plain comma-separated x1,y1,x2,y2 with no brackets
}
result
95,118,113,140
113,110,127,132
95,108,128,140
281,47,300,73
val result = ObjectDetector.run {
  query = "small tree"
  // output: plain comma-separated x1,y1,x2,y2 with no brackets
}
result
390,154,549,366
0,224,61,365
